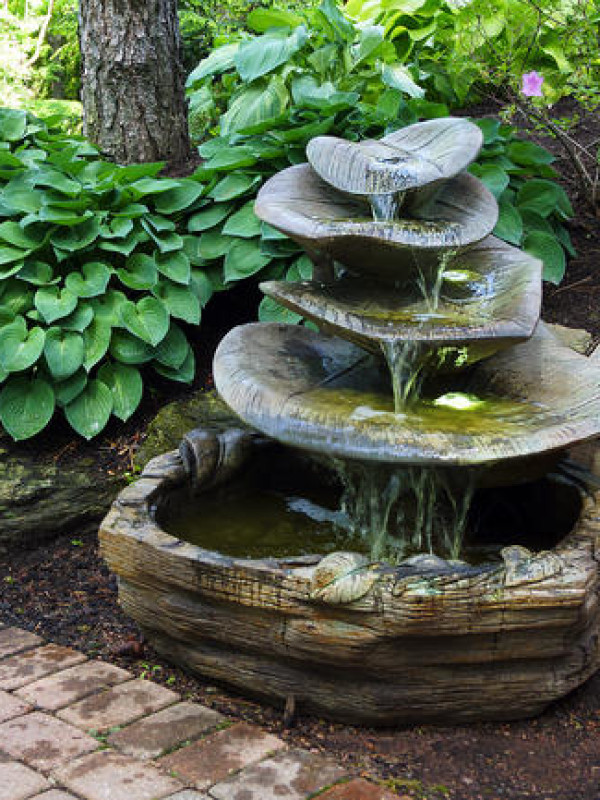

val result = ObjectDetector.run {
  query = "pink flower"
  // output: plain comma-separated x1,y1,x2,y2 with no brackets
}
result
521,71,544,97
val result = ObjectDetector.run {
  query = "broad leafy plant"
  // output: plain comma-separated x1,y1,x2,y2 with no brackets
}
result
345,0,599,109
470,118,574,283
186,0,457,322
346,0,599,214
0,108,213,441
185,0,574,301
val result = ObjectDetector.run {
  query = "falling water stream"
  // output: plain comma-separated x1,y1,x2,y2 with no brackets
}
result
330,458,476,562
322,195,479,561
370,191,405,222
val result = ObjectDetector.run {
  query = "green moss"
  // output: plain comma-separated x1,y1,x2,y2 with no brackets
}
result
135,390,244,468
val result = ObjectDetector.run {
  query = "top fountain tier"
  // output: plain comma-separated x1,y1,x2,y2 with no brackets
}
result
306,117,483,200
255,118,498,283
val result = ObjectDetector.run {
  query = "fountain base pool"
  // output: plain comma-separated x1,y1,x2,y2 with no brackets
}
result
99,421,600,725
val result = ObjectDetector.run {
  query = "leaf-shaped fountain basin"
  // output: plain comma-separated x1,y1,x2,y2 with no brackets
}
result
306,117,483,199
261,236,542,368
213,321,600,467
254,164,498,281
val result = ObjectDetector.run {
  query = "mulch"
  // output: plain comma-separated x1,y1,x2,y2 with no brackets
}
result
1,104,600,800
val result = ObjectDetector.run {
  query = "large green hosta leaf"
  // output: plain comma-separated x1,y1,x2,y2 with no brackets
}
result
234,27,308,83
120,297,169,346
110,330,154,365
0,375,55,441
117,253,158,290
224,239,271,283
153,324,190,369
35,286,78,324
152,281,201,324
44,327,85,380
65,378,113,439
0,109,27,142
0,317,45,372
221,78,289,136
65,261,112,298
98,362,143,422
186,43,240,86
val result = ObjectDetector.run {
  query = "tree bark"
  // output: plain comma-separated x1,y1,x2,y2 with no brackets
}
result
78,0,193,166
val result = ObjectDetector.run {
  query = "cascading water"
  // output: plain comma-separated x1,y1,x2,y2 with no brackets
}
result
369,191,405,222
330,458,476,562
102,117,600,726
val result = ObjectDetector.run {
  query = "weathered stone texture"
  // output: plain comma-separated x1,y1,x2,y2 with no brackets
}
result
209,749,349,800
0,441,121,553
0,645,86,691
16,660,131,711
53,749,183,800
0,711,98,771
158,722,286,790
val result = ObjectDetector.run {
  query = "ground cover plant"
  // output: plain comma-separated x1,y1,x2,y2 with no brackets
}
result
0,108,213,440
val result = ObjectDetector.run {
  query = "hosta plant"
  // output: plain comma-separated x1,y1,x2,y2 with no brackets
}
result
185,0,574,306
0,108,213,441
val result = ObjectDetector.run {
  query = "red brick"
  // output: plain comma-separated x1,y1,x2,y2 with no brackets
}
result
16,660,131,711
0,627,43,659
53,749,183,800
108,701,223,759
0,753,49,800
0,645,86,691
158,722,286,790
0,688,31,723
57,678,178,732
0,711,98,772
210,748,348,800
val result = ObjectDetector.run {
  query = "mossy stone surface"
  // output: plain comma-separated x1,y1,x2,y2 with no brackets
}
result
134,390,244,469
0,437,122,554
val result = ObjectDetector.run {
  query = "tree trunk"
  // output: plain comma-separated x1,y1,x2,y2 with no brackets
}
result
78,0,193,166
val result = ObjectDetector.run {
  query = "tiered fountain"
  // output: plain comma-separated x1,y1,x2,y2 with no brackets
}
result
100,118,600,724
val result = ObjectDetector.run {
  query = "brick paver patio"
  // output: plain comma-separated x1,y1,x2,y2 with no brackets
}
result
0,624,397,799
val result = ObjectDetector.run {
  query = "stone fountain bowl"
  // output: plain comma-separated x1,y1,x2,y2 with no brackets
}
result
213,321,600,468
306,117,484,199
99,424,600,725
260,235,542,366
254,164,498,282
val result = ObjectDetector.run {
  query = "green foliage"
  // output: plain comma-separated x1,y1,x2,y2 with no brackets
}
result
0,108,216,441
0,0,82,119
185,0,573,299
470,118,573,283
178,1,315,77
186,0,443,321
345,0,599,109
43,0,81,101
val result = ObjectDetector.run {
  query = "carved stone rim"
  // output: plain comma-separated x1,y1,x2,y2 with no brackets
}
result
102,433,600,605
254,165,498,254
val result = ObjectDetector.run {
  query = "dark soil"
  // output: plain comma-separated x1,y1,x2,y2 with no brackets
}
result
2,106,600,800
